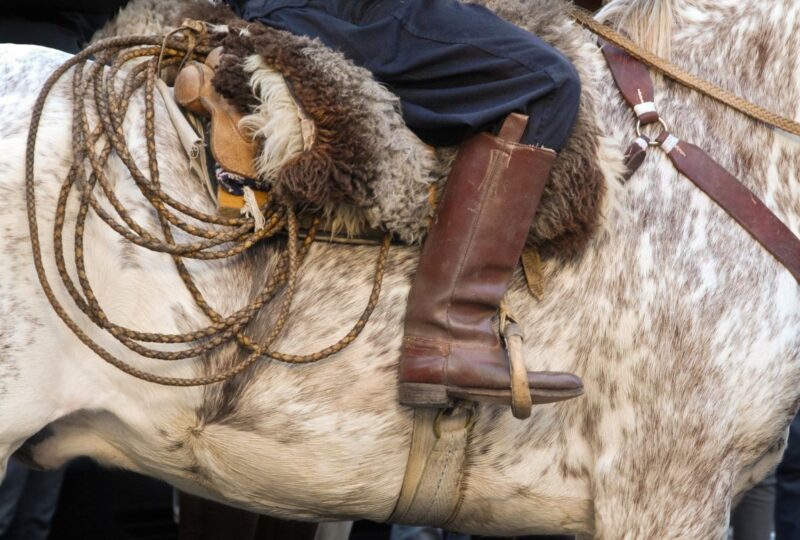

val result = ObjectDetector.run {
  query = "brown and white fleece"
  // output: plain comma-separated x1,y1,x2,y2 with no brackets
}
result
180,1,608,255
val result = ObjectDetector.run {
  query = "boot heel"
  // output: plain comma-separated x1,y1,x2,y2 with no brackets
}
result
398,383,453,408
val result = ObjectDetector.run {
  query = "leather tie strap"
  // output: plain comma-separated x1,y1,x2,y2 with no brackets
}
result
601,41,660,124
657,134,800,282
622,136,650,180
601,41,800,283
497,112,529,141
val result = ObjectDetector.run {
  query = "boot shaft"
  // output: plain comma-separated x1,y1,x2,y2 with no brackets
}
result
404,131,556,347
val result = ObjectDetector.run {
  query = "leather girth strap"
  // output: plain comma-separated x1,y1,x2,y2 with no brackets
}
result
601,42,800,283
388,405,473,527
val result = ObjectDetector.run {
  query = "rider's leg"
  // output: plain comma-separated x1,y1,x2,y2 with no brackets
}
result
234,0,581,149
398,112,583,408
231,0,585,408
380,4,585,408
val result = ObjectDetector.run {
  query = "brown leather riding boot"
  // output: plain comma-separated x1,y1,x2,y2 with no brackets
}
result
399,114,584,411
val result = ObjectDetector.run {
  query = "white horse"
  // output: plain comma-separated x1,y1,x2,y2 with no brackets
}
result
1,0,799,537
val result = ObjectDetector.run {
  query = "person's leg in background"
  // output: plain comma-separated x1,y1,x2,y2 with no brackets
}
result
0,460,28,536
390,525,470,540
777,413,800,539
732,471,776,540
0,458,66,540
177,491,319,540
390,525,443,540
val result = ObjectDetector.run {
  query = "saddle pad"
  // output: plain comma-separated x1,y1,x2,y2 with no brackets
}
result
185,0,608,256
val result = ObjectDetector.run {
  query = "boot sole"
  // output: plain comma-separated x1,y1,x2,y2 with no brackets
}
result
399,382,584,408
398,383,454,408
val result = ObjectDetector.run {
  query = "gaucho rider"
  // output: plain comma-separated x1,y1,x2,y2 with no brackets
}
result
225,0,585,411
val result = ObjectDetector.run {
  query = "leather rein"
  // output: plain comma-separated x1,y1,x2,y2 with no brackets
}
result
572,8,800,284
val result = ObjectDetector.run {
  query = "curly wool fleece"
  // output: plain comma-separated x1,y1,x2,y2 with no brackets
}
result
188,0,608,254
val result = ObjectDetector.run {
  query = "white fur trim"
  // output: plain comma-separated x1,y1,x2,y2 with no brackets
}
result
239,55,305,181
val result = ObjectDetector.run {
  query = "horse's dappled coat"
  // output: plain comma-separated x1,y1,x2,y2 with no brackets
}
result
1,0,800,538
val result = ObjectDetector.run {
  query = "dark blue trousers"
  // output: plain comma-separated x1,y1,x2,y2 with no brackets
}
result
0,1,129,54
777,413,800,540
0,459,65,540
226,0,581,150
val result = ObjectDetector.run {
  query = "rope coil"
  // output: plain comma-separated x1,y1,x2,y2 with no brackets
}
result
26,32,390,386
32,12,781,388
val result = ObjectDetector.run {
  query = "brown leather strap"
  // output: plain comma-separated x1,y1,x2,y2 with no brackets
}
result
601,41,660,124
657,134,800,282
602,43,800,283
497,112,529,142
622,136,649,180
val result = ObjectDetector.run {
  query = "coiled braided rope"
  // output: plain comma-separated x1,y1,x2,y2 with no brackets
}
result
25,34,390,386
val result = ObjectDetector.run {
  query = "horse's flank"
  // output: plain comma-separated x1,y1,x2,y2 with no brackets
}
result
0,0,799,538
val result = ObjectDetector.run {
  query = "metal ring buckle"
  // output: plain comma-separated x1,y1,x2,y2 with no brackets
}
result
636,117,670,147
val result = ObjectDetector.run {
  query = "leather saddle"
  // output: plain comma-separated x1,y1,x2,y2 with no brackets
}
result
174,47,267,215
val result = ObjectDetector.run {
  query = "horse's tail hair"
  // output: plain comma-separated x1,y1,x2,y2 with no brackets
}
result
596,0,677,59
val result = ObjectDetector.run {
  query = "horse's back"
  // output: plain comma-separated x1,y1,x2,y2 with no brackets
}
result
0,44,70,116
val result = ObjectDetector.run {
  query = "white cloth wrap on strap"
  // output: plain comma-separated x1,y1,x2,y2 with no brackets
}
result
633,101,657,118
661,133,681,154
388,406,473,527
633,136,649,150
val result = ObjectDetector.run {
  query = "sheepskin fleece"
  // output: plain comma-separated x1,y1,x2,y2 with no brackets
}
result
189,1,606,253
91,0,201,42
